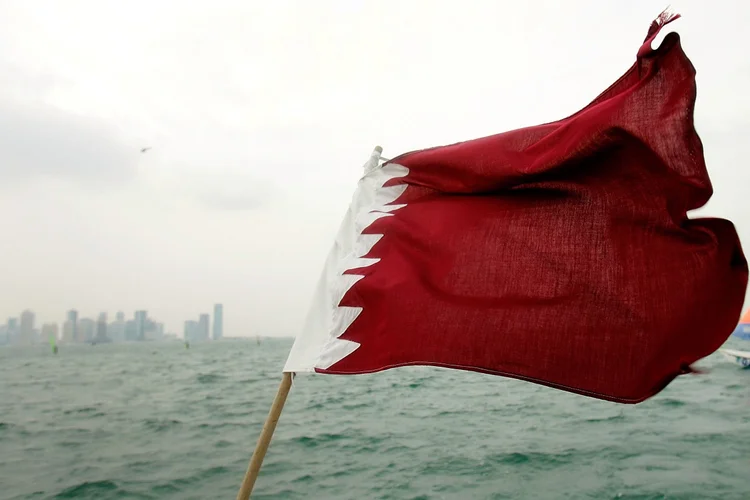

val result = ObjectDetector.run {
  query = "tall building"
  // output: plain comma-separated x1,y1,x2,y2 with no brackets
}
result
184,320,199,342
78,318,95,342
152,322,164,341
124,320,137,341
141,318,164,341
6,318,18,344
134,310,147,341
109,312,126,343
198,314,210,341
66,310,78,342
212,304,223,340
95,313,109,342
62,321,74,343
19,310,35,345
41,323,59,342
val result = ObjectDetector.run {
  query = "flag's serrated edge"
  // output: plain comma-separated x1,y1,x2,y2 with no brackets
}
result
313,152,408,370
281,146,408,374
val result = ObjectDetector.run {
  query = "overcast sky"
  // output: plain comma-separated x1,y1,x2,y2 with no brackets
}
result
0,1,748,337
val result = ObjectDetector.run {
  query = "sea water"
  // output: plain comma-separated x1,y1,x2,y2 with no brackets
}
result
1,338,748,499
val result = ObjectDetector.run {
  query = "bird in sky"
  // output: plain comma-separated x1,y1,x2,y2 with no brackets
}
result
140,147,151,153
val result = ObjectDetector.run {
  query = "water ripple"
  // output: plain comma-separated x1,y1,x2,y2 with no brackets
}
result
0,339,748,499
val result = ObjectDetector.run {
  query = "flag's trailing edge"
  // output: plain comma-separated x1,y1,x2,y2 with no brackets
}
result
283,11,749,403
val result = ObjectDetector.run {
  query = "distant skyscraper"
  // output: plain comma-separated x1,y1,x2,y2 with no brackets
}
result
62,321,74,343
184,320,199,342
78,318,95,342
109,312,126,343
141,318,164,341
95,313,108,342
125,320,137,341
19,310,35,345
41,323,59,342
6,318,18,344
153,322,164,340
198,314,210,341
134,311,147,341
213,304,223,340
66,310,78,342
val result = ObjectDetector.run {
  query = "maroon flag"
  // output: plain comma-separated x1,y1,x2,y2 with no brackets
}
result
283,12,748,403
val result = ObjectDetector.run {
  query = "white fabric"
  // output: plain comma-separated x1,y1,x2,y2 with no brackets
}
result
283,147,408,372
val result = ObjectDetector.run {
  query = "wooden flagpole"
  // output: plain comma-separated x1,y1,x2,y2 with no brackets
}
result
236,371,294,500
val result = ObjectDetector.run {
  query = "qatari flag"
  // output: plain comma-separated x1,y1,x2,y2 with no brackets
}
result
283,12,748,403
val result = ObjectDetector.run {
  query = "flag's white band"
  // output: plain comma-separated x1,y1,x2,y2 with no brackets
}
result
283,147,409,372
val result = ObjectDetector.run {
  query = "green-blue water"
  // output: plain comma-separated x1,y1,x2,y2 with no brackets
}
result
1,338,748,499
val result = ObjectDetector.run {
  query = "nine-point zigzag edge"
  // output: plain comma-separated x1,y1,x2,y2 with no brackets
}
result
313,147,409,370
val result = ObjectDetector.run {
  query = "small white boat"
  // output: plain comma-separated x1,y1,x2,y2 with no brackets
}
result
731,310,750,340
719,348,750,369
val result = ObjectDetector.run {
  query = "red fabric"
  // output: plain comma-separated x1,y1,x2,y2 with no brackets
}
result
318,15,748,403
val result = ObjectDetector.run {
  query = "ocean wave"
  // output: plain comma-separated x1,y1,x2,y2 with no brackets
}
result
2,339,748,499
195,372,226,384
53,480,125,499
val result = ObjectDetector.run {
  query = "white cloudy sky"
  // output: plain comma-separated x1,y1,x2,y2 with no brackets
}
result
0,1,748,336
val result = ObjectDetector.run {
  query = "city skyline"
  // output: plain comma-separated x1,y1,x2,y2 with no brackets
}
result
0,303,226,346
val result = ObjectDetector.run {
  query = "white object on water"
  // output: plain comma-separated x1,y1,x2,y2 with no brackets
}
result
718,348,750,369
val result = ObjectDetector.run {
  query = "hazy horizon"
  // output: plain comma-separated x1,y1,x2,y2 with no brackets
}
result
1,1,748,337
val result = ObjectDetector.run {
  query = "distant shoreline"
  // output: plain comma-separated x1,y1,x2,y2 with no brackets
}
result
0,336,296,348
